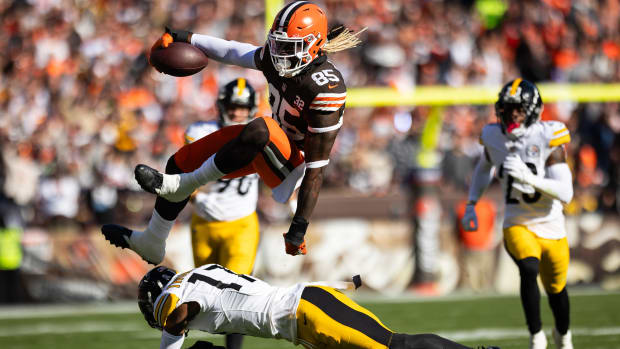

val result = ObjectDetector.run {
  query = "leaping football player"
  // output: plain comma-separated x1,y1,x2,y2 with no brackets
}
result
138,264,500,349
102,2,365,262
184,78,261,349
461,79,574,349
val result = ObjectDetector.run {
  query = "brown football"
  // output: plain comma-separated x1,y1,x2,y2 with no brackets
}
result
149,42,208,77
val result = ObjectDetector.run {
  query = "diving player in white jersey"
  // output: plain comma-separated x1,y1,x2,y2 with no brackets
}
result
184,78,260,349
138,265,500,349
461,79,574,349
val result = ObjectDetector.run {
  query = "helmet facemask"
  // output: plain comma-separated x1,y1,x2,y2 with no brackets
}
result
138,266,177,331
268,30,320,77
216,78,257,126
138,293,160,330
495,79,542,140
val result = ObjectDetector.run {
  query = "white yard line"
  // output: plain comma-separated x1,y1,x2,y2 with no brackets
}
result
0,301,137,319
0,321,219,338
0,322,148,337
438,327,620,341
0,321,618,341
352,287,620,304
0,288,617,319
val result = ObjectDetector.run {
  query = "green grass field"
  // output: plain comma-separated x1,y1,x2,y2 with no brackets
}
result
1,289,619,349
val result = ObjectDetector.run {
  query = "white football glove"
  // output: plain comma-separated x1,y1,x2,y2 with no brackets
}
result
461,204,478,232
503,154,536,194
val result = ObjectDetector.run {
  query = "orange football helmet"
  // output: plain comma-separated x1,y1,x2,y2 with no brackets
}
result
268,1,328,77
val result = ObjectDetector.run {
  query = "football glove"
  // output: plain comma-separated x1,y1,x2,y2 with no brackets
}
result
503,154,535,183
283,216,308,256
503,154,536,194
150,27,192,54
165,26,193,45
461,203,478,232
187,340,225,349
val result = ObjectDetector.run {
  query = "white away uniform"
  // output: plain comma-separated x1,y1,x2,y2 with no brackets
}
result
479,121,571,239
154,264,305,342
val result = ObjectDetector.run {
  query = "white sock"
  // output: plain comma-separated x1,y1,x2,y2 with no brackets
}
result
128,210,173,264
160,155,225,202
143,209,174,241
183,154,225,187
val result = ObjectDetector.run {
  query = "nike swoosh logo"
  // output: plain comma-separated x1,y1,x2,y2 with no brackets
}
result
328,84,338,89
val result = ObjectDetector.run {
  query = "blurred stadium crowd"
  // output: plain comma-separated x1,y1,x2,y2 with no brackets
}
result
0,0,619,234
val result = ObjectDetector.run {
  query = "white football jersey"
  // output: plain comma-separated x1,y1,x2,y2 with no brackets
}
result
185,121,259,221
153,264,305,342
480,121,571,239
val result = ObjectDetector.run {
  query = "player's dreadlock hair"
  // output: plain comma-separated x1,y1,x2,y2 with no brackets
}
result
323,25,367,53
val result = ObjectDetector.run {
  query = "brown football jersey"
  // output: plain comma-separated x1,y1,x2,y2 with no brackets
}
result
254,45,346,148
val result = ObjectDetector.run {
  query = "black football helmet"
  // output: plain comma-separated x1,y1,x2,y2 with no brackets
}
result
495,78,543,136
216,78,257,126
138,266,177,330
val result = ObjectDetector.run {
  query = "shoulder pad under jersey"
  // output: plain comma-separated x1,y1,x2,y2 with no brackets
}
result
543,120,570,148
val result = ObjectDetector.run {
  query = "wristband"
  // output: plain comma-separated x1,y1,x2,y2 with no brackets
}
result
285,216,308,245
165,26,193,43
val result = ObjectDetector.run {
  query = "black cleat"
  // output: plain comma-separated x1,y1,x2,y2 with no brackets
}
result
135,164,163,195
101,224,132,249
101,224,159,265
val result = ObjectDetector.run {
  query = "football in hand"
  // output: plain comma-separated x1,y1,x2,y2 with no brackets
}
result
149,42,208,77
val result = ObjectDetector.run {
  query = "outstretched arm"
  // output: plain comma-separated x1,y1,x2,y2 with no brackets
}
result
160,27,260,69
190,34,260,69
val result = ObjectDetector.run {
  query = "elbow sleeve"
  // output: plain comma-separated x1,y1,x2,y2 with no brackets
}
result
191,33,259,69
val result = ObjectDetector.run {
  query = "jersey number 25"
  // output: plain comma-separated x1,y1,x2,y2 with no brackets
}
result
499,162,542,204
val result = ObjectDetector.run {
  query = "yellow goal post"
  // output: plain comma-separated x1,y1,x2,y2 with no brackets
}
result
346,83,620,107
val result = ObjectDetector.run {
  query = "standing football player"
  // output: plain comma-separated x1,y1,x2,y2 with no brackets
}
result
138,264,500,349
102,1,364,263
462,79,573,349
184,78,260,349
